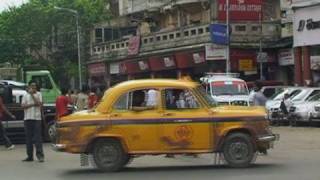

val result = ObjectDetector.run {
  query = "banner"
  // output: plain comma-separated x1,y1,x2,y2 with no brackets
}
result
128,36,141,55
218,0,262,21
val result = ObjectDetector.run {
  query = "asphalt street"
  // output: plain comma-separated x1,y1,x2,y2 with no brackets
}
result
0,127,320,180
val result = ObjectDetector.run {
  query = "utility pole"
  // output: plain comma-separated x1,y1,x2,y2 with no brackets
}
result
226,0,230,73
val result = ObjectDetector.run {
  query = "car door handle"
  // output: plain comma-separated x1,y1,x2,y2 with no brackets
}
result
110,114,120,118
162,112,173,116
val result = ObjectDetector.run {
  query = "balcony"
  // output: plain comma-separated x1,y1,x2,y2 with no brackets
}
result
90,22,281,62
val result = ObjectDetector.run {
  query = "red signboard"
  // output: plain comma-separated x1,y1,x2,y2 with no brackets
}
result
218,0,262,21
88,63,106,76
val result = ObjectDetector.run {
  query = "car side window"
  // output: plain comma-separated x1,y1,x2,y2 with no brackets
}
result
113,88,159,111
164,89,199,110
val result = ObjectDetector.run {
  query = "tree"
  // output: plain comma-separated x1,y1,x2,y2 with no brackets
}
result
0,0,112,88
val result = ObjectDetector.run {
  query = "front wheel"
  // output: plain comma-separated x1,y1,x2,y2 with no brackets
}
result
92,139,128,172
222,133,255,168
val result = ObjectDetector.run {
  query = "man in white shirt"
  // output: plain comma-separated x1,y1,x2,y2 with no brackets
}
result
21,81,44,162
146,89,158,107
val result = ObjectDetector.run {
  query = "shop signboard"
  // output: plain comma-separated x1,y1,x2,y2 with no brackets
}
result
163,57,175,67
218,0,262,21
128,36,141,55
311,56,320,70
209,24,229,45
110,62,120,74
293,5,320,47
278,49,294,66
88,63,106,76
239,59,254,71
256,52,268,63
192,53,205,64
205,44,227,60
138,61,149,70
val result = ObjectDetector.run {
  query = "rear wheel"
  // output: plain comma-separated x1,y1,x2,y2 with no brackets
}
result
222,133,255,168
92,139,128,172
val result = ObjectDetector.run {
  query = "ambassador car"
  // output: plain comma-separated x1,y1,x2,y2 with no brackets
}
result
53,79,278,172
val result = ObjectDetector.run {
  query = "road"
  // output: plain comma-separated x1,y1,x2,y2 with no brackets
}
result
0,127,320,180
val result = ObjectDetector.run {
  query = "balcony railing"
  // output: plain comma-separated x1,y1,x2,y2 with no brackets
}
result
90,22,281,62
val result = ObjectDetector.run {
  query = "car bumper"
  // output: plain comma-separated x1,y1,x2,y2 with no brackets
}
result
52,144,67,152
257,134,280,142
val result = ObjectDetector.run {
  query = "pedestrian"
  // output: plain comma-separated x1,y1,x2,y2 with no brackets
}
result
88,87,98,109
0,96,16,150
251,81,267,106
76,85,89,111
21,81,44,162
70,89,78,105
55,88,71,120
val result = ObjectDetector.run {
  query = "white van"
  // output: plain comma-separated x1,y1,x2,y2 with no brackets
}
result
200,73,250,106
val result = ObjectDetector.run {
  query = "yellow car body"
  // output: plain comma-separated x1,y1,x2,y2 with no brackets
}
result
54,79,278,172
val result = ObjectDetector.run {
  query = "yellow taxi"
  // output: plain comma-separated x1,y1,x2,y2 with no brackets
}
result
53,79,278,172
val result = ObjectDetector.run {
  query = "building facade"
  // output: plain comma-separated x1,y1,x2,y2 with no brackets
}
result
292,1,320,86
87,0,283,88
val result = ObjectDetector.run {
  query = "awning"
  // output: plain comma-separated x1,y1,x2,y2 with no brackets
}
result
149,56,176,71
120,59,150,74
175,51,205,69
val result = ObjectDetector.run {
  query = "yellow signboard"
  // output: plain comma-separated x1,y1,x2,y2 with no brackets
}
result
239,59,253,71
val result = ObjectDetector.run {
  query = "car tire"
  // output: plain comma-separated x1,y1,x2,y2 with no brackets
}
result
47,122,57,142
92,139,128,172
222,133,255,168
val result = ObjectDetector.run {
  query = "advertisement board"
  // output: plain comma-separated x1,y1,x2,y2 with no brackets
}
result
205,44,227,60
293,5,320,47
218,0,262,21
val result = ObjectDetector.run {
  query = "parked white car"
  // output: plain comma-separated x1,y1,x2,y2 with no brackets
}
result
290,93,320,122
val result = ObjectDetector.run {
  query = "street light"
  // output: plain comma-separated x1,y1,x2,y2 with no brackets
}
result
54,6,82,89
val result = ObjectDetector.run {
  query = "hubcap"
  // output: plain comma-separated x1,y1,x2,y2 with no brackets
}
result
97,144,118,166
48,124,56,141
228,141,249,160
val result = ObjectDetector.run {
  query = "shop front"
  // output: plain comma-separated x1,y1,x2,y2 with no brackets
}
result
88,62,107,88
293,3,320,86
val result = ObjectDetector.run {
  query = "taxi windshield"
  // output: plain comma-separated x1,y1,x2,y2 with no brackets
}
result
197,86,217,107
210,81,249,96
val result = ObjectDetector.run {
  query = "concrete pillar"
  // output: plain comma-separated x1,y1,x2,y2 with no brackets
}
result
294,47,302,86
302,46,312,86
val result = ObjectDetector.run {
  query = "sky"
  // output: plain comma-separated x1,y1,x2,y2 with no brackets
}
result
0,0,28,12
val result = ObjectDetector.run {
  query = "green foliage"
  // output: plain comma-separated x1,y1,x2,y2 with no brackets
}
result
0,0,111,85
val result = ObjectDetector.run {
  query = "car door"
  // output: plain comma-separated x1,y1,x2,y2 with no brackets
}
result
110,88,161,152
159,88,212,152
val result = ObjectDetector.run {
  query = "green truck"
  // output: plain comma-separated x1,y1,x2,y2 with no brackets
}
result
0,64,61,103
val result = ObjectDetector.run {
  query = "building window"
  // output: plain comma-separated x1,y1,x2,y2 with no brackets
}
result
95,28,103,43
176,32,181,38
251,26,260,31
149,37,154,43
121,43,125,48
116,44,120,48
169,34,174,39
206,27,209,32
156,36,161,41
184,31,189,37
235,25,246,32
111,44,115,49
163,35,168,40
191,29,196,35
198,28,204,34
143,38,148,44
126,42,129,47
